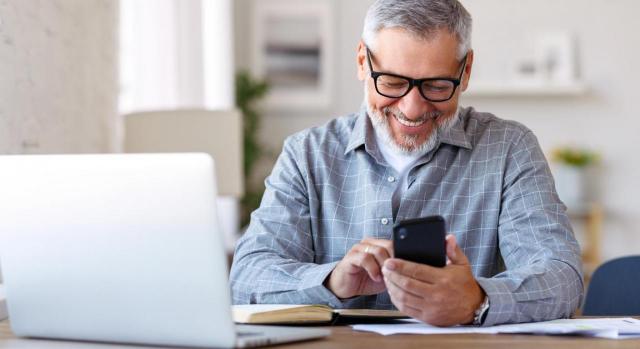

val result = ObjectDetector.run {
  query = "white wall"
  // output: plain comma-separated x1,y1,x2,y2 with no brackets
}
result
459,0,640,261
120,0,239,249
0,0,119,154
234,0,640,261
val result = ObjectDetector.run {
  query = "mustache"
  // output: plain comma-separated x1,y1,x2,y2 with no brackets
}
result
382,107,443,122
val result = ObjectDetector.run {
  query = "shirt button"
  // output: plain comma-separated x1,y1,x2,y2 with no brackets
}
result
381,218,389,225
387,176,396,183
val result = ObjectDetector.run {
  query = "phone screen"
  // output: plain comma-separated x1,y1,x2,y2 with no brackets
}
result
393,215,446,267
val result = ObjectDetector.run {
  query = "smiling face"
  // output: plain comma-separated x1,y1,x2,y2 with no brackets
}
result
357,28,473,154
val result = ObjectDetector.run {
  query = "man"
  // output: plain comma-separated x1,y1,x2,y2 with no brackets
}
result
230,0,583,327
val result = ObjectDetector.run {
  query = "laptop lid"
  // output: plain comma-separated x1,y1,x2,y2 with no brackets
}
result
0,154,238,347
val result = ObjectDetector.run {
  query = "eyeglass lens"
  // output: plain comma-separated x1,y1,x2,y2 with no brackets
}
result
376,75,455,101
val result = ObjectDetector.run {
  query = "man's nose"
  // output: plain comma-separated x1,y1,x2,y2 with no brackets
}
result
397,86,432,119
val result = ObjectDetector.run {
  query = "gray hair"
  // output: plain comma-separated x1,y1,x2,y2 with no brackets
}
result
362,0,472,59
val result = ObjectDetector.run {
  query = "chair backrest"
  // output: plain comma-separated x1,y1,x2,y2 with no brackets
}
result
582,255,640,316
124,109,243,197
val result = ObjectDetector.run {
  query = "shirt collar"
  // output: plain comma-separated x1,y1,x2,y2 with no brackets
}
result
344,105,473,156
344,104,370,155
438,107,473,150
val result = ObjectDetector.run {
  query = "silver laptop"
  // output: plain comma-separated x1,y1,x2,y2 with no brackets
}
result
0,154,330,348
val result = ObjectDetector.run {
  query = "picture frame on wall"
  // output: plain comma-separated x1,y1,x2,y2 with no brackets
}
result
510,32,578,86
251,0,334,110
534,32,578,84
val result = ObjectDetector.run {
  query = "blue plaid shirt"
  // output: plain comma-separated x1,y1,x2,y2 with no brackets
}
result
230,106,584,326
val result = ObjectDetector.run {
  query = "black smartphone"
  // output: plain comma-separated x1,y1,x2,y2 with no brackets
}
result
393,215,446,267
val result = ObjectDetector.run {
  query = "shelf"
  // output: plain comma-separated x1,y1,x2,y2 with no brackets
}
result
567,203,603,282
464,81,588,97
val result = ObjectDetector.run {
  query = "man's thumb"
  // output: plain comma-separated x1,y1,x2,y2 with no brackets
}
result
446,234,468,265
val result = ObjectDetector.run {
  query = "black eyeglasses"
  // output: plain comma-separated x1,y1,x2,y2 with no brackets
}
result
365,46,467,102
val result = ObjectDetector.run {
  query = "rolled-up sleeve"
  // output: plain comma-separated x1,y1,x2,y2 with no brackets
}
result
229,134,344,308
476,130,584,326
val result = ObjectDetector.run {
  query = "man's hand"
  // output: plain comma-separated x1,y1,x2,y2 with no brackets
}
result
325,238,393,299
382,234,485,326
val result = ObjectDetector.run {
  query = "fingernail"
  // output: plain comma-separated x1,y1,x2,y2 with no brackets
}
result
385,260,396,270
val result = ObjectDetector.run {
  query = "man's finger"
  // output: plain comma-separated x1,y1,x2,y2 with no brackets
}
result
383,258,443,284
355,251,384,282
360,243,391,269
385,275,428,313
382,264,433,297
397,303,424,321
445,234,469,266
362,238,394,257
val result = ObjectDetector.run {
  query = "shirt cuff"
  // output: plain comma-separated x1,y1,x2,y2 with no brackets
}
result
475,277,518,326
298,261,344,308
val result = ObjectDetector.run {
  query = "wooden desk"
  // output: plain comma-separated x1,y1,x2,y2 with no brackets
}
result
2,320,639,349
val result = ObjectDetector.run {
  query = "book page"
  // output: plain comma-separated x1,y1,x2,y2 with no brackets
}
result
335,308,406,318
233,304,330,313
232,304,333,324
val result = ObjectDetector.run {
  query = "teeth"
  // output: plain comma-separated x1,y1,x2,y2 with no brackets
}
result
394,113,426,127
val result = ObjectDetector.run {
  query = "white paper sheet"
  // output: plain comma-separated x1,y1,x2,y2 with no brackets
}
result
352,317,640,339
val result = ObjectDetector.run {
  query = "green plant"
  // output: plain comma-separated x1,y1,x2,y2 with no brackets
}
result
236,71,269,227
551,147,599,167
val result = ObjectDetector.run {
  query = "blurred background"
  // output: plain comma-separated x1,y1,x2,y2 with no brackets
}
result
1,0,639,279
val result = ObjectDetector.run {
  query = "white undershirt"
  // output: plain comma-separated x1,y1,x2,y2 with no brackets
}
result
372,107,462,219
374,129,422,219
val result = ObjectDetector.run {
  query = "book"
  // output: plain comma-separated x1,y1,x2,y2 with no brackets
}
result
232,304,407,325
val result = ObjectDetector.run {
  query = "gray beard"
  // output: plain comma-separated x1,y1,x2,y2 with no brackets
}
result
364,94,460,156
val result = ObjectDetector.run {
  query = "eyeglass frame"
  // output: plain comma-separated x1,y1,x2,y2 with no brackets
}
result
365,46,468,102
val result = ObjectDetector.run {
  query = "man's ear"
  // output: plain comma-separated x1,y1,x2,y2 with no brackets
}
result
356,41,367,81
460,49,474,92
